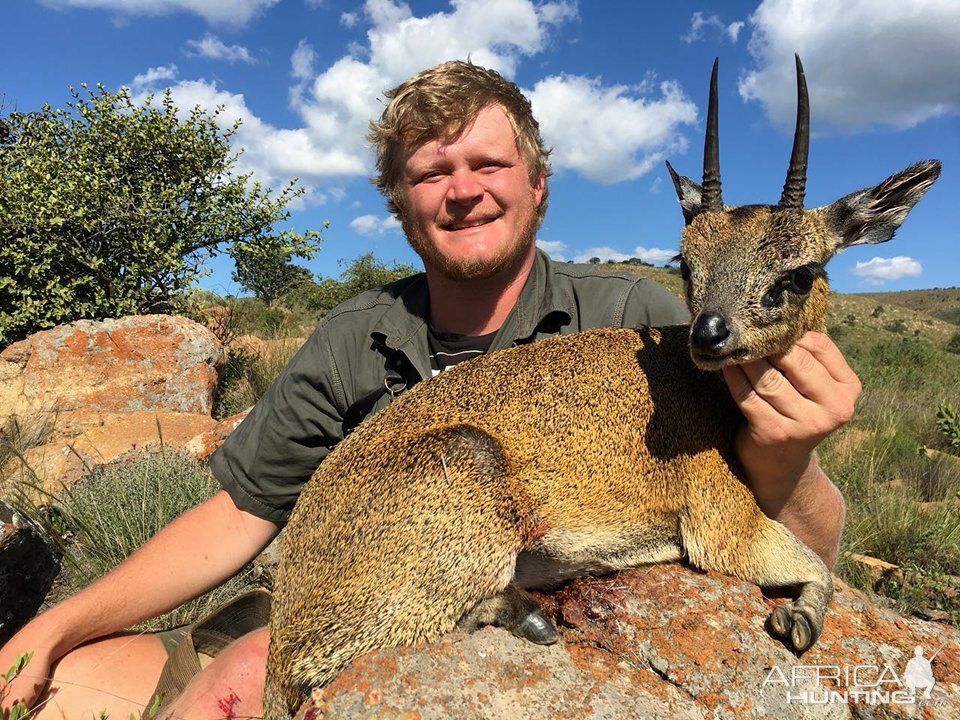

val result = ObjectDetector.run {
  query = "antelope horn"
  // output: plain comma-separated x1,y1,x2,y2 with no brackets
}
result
701,57,723,212
779,54,809,209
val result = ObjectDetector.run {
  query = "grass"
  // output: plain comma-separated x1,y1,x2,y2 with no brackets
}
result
818,325,960,623
8,449,263,632
213,337,303,419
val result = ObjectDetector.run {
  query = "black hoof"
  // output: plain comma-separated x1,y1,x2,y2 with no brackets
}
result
790,613,813,653
768,603,819,655
513,608,559,645
769,605,790,637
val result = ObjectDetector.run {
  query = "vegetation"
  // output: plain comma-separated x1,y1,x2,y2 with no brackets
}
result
9,450,262,631
281,252,418,319
231,221,328,305
1,653,31,720
0,84,321,345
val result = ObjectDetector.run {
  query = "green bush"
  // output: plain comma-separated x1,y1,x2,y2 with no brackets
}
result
281,253,418,318
14,449,261,630
937,403,960,453
946,331,960,355
882,318,907,334
0,84,317,345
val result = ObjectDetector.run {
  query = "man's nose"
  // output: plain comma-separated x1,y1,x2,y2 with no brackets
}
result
447,169,484,204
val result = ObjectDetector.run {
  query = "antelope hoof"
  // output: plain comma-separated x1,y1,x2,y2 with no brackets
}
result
513,608,559,645
769,602,820,654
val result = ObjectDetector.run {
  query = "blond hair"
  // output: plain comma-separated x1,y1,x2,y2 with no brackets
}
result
368,60,551,222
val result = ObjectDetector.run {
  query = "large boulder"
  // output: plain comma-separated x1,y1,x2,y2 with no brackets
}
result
0,315,224,427
298,564,960,719
0,316,225,490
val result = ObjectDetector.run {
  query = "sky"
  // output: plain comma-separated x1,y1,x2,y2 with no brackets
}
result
7,0,960,295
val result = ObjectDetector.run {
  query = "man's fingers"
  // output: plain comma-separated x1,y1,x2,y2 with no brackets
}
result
735,357,809,422
793,332,861,387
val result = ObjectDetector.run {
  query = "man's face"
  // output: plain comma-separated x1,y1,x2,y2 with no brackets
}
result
398,104,545,281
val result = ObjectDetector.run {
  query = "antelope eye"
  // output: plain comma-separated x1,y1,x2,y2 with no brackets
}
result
789,265,816,294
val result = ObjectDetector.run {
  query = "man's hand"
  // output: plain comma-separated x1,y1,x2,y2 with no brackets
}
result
721,331,859,565
0,626,53,716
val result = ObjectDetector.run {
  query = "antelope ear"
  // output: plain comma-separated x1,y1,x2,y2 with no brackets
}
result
819,160,941,250
665,160,703,225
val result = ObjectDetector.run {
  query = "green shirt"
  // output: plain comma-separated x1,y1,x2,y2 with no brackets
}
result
209,249,689,522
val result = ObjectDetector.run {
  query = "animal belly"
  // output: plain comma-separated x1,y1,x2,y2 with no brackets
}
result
514,527,684,589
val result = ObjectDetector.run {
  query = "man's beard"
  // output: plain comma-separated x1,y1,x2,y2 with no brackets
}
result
401,203,541,281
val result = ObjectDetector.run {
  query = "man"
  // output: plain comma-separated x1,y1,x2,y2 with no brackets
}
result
0,60,854,719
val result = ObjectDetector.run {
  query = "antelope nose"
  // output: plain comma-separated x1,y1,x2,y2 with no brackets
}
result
691,312,730,351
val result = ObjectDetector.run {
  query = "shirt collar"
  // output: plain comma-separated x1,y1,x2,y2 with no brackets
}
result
373,247,575,355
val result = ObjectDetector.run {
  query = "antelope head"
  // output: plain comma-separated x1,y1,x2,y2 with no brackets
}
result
667,57,941,370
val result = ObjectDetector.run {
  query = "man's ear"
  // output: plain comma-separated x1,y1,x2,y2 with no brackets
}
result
665,160,703,225
818,160,941,250
534,170,547,206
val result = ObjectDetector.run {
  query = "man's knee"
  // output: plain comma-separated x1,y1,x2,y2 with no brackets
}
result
161,627,269,720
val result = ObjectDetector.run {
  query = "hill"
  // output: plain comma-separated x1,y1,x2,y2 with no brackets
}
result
853,287,960,326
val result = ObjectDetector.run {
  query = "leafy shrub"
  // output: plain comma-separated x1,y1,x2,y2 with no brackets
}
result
282,253,418,319
946,331,960,355
213,340,303,419
937,403,960,453
15,449,261,630
0,84,315,345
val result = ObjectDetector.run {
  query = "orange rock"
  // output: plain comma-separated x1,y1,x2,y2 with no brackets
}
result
0,315,224,428
4,410,221,491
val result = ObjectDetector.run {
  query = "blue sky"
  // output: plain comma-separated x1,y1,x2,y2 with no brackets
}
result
8,0,959,295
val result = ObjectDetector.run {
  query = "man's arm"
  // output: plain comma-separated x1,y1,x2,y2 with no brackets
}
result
0,490,280,709
723,331,858,567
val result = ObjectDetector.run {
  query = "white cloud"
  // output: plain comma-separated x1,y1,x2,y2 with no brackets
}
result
290,40,315,80
185,34,254,63
340,11,359,27
125,0,692,212
573,245,678,266
42,0,279,26
852,256,923,286
529,75,697,182
726,21,745,43
739,0,960,132
283,0,582,197
681,12,745,44
535,239,568,262
360,0,566,82
350,214,401,236
130,77,364,193
632,246,678,266
131,64,178,92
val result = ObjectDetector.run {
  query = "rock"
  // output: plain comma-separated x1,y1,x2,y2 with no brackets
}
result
844,552,905,591
0,315,224,430
184,409,251,461
4,411,221,492
298,564,960,719
0,500,59,646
